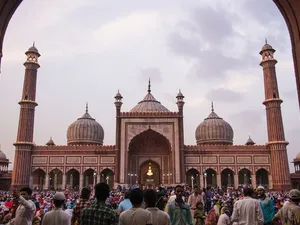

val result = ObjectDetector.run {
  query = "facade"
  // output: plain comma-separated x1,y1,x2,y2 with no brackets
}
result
7,42,292,191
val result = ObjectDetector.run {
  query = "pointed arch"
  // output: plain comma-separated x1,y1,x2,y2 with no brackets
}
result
238,168,252,185
221,168,234,188
32,168,46,190
204,168,217,188
100,168,114,189
186,168,200,188
129,129,171,155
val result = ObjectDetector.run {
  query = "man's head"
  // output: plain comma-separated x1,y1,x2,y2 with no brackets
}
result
95,183,110,202
129,188,144,207
81,187,91,200
124,190,131,199
53,192,65,208
256,186,265,197
19,187,32,200
243,188,254,197
175,185,184,200
144,189,157,208
289,189,300,203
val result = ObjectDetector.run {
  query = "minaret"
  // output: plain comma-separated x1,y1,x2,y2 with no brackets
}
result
11,44,41,189
260,41,290,190
176,90,185,183
114,90,123,184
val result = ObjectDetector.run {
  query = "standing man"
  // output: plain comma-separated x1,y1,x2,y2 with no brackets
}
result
71,187,91,225
81,183,116,225
42,192,71,225
168,185,193,225
12,187,36,225
231,187,264,225
257,186,275,225
119,188,152,225
117,190,132,215
144,189,170,225
273,189,300,224
188,186,203,224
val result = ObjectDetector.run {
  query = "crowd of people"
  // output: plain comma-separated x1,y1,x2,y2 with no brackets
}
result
0,184,300,225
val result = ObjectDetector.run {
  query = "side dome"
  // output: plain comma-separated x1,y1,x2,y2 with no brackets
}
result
67,106,104,145
195,104,234,145
130,80,169,112
0,149,7,161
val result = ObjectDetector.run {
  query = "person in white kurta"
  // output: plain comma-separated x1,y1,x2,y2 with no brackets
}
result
42,192,71,225
12,187,36,225
231,188,264,225
144,189,170,225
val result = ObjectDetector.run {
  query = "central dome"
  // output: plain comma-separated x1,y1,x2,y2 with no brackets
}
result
67,105,104,145
130,81,169,112
195,104,234,145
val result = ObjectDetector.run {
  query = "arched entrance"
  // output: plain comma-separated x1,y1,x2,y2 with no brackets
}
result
238,169,251,185
83,168,96,188
221,168,234,188
204,168,217,188
49,169,63,190
128,129,171,186
140,160,160,187
100,168,114,189
66,169,79,190
32,169,46,190
186,168,200,188
256,168,269,187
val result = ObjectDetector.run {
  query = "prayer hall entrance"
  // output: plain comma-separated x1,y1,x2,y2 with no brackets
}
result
128,128,172,186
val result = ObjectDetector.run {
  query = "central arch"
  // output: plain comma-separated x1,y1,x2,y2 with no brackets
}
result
128,129,172,186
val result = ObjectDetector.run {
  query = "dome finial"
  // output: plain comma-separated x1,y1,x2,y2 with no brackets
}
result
33,41,35,47
265,37,267,45
148,78,151,93
211,102,214,112
86,102,88,113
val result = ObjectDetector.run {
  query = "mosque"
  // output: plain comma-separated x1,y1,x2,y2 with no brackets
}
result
0,42,296,191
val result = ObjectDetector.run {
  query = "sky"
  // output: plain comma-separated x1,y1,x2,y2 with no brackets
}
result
0,0,299,171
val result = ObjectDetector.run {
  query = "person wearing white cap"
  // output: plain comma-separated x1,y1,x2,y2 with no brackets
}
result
257,186,275,225
41,192,71,225
273,189,300,225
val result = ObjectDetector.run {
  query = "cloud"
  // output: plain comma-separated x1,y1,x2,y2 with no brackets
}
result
206,88,243,103
229,109,266,144
139,68,163,83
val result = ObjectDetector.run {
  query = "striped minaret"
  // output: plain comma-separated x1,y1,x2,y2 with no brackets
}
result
11,44,41,189
260,41,290,190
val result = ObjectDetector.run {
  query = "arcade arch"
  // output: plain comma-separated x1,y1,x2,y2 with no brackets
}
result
49,169,63,190
66,168,80,190
256,168,269,187
204,168,217,188
83,168,96,188
32,168,46,190
100,168,114,189
186,168,200,188
221,168,234,188
238,168,252,185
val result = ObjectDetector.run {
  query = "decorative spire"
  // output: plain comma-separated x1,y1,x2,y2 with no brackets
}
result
148,78,151,93
211,102,214,112
265,37,267,45
86,102,88,113
245,135,255,145
33,41,35,47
